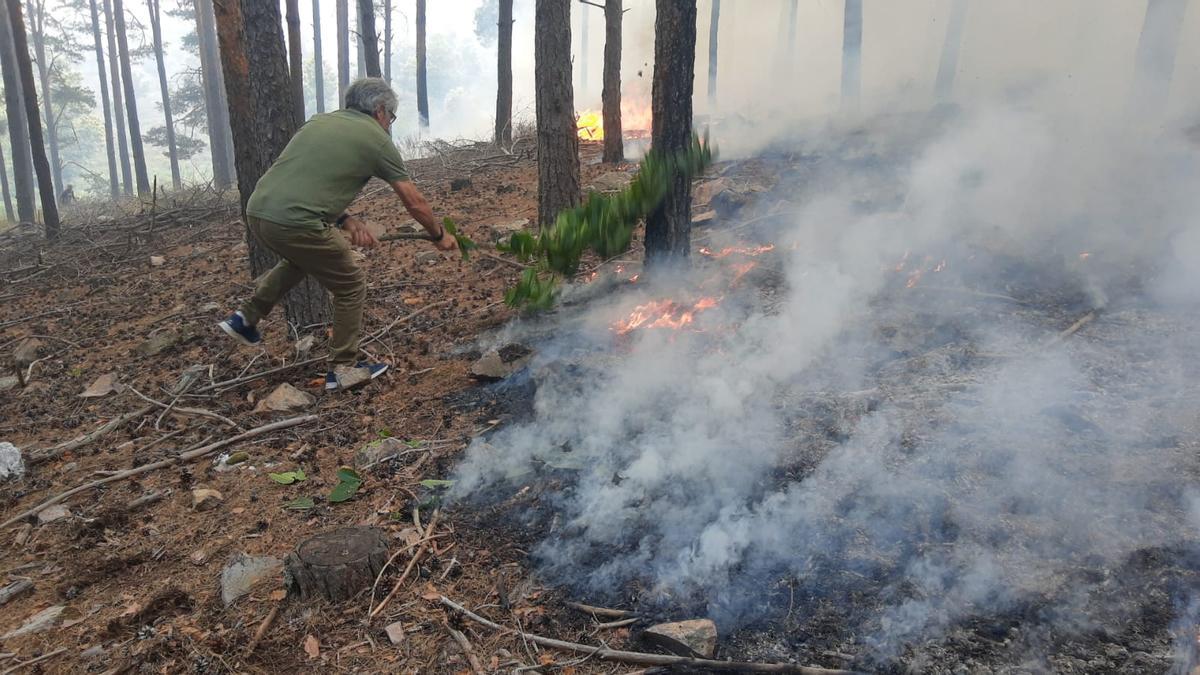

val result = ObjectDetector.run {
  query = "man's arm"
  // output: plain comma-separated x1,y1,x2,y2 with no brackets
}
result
391,180,457,251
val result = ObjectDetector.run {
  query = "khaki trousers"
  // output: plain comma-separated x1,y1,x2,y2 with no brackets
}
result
239,216,365,366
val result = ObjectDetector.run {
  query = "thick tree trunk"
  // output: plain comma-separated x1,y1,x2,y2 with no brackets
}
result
706,0,719,107
195,0,234,189
416,0,428,129
494,0,512,146
213,0,330,327
934,0,967,102
88,0,119,199
312,0,325,113
355,11,365,78
0,143,12,221
841,0,862,112
1130,0,1189,120
114,0,151,195
0,0,36,222
579,4,588,97
103,0,133,195
601,0,622,163
286,0,304,125
148,0,181,190
534,0,579,228
5,0,59,238
357,0,380,77
336,0,349,105
644,0,696,268
383,0,391,84
26,0,62,195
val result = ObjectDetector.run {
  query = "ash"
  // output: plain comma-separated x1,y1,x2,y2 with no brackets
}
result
452,108,1200,673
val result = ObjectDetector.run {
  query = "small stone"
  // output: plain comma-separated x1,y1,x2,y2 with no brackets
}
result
470,344,533,381
220,554,282,606
415,250,444,264
13,523,32,546
201,302,222,313
80,645,106,659
136,331,180,357
589,171,633,192
253,383,315,413
0,442,24,481
693,178,731,206
488,218,530,241
13,338,41,366
384,622,405,645
37,504,70,525
295,335,317,357
189,548,211,565
149,255,166,267
642,618,718,658
2,605,67,638
80,372,122,398
0,375,19,391
191,488,223,511
225,451,250,465
354,437,410,468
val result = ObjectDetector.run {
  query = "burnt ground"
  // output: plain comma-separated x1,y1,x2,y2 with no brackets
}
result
2,125,1200,675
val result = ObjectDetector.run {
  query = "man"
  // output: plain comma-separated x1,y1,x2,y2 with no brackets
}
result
219,78,455,391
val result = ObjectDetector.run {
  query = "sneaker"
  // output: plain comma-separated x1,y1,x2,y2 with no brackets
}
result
217,311,262,346
325,362,390,391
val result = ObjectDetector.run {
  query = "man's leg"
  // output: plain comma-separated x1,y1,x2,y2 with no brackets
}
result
239,257,306,326
298,228,365,366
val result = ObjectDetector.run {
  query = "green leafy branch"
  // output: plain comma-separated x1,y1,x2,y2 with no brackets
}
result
498,132,716,309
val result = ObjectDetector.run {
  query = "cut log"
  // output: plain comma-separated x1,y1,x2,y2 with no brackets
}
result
285,527,389,602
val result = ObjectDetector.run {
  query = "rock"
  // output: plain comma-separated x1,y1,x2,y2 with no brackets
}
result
13,523,32,546
191,488,224,511
253,383,315,413
80,645,106,659
201,302,222,313
589,171,633,192
415,250,444,264
13,338,41,367
488,218,530,241
80,372,122,398
355,437,411,468
295,335,317,357
149,255,166,267
693,178,731,206
136,331,180,357
0,375,19,391
470,344,533,381
0,442,24,481
220,553,282,606
642,619,718,658
384,622,406,645
2,605,68,638
37,504,70,525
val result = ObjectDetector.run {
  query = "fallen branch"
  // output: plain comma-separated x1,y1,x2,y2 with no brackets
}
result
2,415,317,530
1057,311,1096,340
366,531,445,618
370,510,440,619
245,601,283,655
440,596,861,674
30,405,156,464
596,617,639,629
0,647,67,675
564,601,638,619
125,490,168,512
0,580,34,607
445,622,486,674
127,385,239,428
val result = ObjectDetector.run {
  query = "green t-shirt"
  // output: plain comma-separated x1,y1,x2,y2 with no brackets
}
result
246,109,410,229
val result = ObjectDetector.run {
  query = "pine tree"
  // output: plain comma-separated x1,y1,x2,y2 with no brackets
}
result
5,0,60,238
416,0,429,128
534,0,579,227
113,0,150,194
148,0,181,189
87,0,119,198
601,0,622,163
494,0,512,146
0,0,37,221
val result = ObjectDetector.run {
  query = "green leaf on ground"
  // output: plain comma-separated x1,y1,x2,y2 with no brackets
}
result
419,479,455,489
404,439,424,448
328,467,363,503
286,496,315,510
269,469,307,484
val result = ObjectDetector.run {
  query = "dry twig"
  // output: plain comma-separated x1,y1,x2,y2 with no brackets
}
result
445,622,485,674
245,602,283,655
370,511,441,619
0,647,67,675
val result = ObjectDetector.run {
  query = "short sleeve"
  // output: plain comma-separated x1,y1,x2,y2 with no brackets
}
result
375,138,410,183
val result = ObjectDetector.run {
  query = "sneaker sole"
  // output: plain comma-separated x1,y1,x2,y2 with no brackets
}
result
217,321,261,347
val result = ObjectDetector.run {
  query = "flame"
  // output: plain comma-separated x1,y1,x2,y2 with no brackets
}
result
699,244,776,259
577,110,604,140
611,296,722,334
577,102,653,142
1079,252,1091,261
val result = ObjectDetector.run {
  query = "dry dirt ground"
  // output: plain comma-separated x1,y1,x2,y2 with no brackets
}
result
0,140,676,674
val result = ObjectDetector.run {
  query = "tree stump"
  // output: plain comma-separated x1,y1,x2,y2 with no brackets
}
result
284,527,388,602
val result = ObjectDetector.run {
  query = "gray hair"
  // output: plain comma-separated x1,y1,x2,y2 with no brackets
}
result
344,78,398,116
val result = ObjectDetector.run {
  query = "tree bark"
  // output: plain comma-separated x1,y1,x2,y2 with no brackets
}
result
4,0,59,238
312,0,325,113
601,0,622,163
286,0,304,126
285,528,389,602
1129,0,1189,120
644,0,696,268
336,0,349,105
534,0,579,228
148,0,181,190
357,0,380,77
88,0,119,199
933,0,967,102
214,0,330,327
25,0,62,195
114,0,151,195
494,0,512,146
706,0,719,107
382,0,391,84
416,0,429,129
841,0,862,112
0,142,12,221
356,12,365,78
0,0,36,222
103,0,133,195
195,0,234,189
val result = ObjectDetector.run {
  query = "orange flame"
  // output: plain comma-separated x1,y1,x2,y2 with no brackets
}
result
611,296,722,334
699,244,776,259
577,110,604,140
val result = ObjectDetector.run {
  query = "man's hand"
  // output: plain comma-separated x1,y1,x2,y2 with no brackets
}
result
434,228,458,252
342,216,379,249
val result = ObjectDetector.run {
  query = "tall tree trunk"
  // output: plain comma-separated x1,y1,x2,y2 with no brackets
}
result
494,0,512,146
5,0,59,238
0,142,12,221
534,0,579,228
382,0,391,84
336,0,349,105
416,0,428,129
579,3,588,97
933,0,967,102
356,12,365,78
357,0,380,77
841,0,862,112
0,0,36,221
195,0,234,188
148,0,181,190
1129,0,1189,120
286,0,305,125
601,0,622,163
88,0,119,199
213,0,329,327
26,0,63,195
103,0,133,195
312,0,325,113
114,0,151,195
644,0,696,268
706,0,719,107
